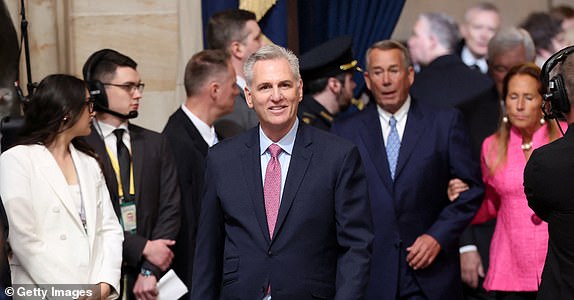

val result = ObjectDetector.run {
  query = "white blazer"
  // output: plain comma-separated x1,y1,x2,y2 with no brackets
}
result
0,144,123,298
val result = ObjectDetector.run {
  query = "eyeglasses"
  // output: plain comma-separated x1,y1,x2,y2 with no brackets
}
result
103,82,145,95
85,97,96,113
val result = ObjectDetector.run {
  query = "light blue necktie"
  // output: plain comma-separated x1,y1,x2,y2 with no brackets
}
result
386,116,400,180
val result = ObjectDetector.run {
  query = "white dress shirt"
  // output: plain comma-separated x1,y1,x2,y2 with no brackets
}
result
94,119,131,158
378,96,411,145
181,104,218,147
461,46,488,74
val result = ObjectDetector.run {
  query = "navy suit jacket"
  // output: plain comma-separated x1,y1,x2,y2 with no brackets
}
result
331,99,484,300
191,123,373,300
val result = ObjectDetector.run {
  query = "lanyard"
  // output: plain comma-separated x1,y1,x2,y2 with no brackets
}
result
105,145,135,200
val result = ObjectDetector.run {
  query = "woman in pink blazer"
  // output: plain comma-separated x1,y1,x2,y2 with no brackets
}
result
471,63,565,299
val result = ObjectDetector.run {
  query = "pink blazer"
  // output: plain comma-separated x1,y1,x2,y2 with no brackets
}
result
472,124,559,291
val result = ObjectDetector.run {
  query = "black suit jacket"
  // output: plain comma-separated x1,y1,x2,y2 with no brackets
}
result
524,123,574,300
83,123,180,293
192,123,373,300
456,86,500,273
162,108,211,294
411,54,494,108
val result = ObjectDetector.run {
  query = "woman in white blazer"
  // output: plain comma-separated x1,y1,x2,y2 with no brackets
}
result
0,74,123,299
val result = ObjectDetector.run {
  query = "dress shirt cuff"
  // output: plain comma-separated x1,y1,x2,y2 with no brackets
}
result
459,245,478,254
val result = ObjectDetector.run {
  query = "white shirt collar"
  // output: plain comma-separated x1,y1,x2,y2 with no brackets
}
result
461,46,488,74
181,104,218,147
377,96,411,125
259,118,298,156
236,76,247,92
94,119,129,139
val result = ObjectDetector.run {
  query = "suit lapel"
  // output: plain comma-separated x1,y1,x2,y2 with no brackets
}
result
176,108,209,156
273,124,312,241
359,106,394,190
85,126,121,216
241,129,270,243
36,145,86,233
129,124,144,201
394,100,425,180
86,128,118,189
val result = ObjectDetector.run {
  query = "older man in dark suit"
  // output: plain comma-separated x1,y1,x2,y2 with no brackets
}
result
408,12,494,108
332,40,483,300
162,49,238,296
191,44,373,300
82,49,180,300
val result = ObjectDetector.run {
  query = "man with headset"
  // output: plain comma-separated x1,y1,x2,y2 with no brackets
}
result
524,45,574,300
82,49,181,300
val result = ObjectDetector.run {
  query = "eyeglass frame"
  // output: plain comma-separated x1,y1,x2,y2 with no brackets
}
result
102,82,145,95
85,97,96,113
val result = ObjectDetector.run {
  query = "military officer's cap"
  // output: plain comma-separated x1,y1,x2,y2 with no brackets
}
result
299,36,362,82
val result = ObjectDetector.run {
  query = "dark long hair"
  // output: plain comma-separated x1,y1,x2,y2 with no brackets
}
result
17,74,96,158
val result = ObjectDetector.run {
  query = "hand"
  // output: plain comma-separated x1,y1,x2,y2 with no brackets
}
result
460,250,485,289
143,239,175,271
406,234,441,270
447,178,469,201
78,282,111,300
133,274,158,300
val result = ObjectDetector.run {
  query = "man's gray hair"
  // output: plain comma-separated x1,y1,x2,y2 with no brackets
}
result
420,12,460,52
464,2,500,23
487,27,536,63
244,44,301,86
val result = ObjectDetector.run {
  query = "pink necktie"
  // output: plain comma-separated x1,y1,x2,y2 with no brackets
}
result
264,144,282,238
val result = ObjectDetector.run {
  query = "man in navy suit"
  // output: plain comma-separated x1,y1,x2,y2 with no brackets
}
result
191,44,373,300
331,40,484,300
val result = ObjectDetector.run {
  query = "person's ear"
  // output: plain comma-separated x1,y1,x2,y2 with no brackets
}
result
327,77,341,94
364,72,372,91
245,86,255,108
297,79,303,102
229,41,243,60
209,81,220,99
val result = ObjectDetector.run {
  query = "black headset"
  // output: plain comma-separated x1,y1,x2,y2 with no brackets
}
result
83,49,113,111
82,49,138,119
540,45,574,120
